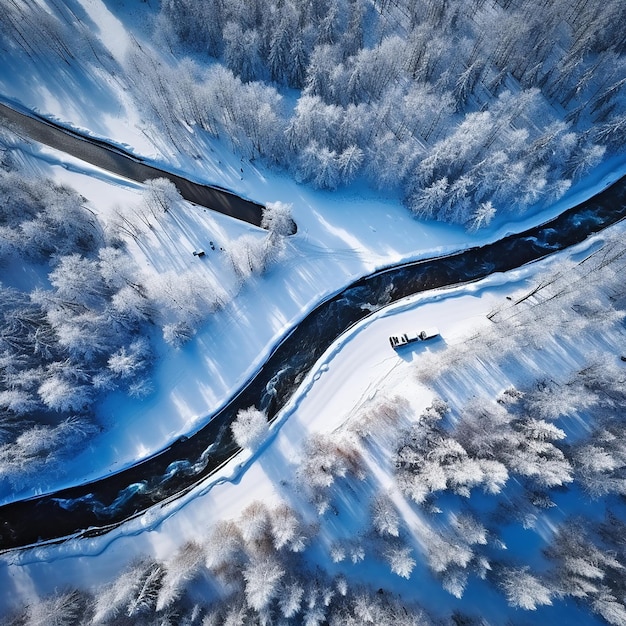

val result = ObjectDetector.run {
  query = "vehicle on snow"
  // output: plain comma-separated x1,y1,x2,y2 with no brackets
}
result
389,327,439,349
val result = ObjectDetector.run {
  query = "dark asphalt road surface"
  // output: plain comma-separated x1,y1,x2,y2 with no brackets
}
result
0,101,265,227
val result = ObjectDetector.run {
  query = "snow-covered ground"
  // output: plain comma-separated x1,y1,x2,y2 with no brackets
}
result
1,0,626,621
2,116,625,615
5,120,625,505
2,192,622,621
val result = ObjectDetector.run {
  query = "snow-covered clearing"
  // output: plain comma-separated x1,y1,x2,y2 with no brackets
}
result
2,119,625,621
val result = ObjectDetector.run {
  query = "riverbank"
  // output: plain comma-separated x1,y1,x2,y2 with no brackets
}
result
1,97,625,505
1,159,624,550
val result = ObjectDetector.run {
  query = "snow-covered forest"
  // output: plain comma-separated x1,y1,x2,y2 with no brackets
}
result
4,221,626,625
131,0,622,226
1,0,626,624
0,125,291,494
2,0,625,229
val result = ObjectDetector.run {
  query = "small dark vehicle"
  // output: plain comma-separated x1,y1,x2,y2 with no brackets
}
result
389,327,439,349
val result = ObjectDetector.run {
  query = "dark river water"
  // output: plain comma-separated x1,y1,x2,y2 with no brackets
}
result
0,100,625,551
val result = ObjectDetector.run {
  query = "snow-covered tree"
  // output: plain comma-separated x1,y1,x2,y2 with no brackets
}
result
22,590,86,626
337,145,364,183
0,389,35,416
279,580,304,618
441,568,469,599
298,433,363,492
347,36,405,104
48,254,108,310
243,557,285,612
592,590,626,626
500,567,553,610
143,178,182,217
372,494,400,537
92,560,163,623
408,177,448,220
162,321,196,349
467,200,496,232
269,503,301,550
107,338,151,380
111,284,152,327
304,44,341,102
37,375,90,413
350,396,409,441
297,141,341,189
205,520,244,571
384,545,416,579
545,522,625,609
146,270,221,327
262,201,295,236
238,501,271,547
565,143,606,179
223,23,263,83
156,541,205,611
228,233,279,280
231,406,268,451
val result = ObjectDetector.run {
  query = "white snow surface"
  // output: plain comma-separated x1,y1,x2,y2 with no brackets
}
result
1,124,624,622
1,0,626,620
6,125,625,503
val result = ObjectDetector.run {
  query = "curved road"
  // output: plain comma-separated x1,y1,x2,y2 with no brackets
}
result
0,101,269,228
0,170,625,551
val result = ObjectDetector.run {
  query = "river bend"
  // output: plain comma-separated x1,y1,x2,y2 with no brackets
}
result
0,173,624,552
